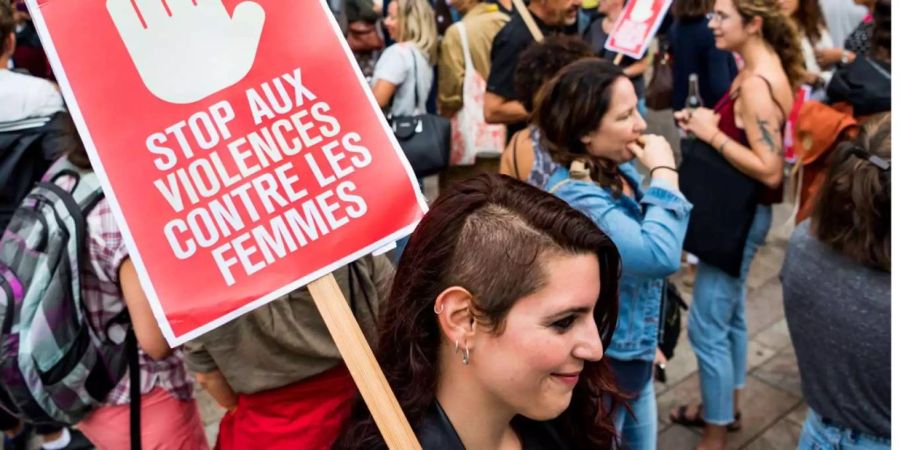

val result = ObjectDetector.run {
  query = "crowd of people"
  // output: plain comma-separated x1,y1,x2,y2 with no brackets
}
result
0,0,891,449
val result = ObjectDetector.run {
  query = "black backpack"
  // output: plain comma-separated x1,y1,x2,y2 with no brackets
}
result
0,112,77,231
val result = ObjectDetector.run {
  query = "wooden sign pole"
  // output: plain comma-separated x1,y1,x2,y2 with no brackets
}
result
308,273,422,450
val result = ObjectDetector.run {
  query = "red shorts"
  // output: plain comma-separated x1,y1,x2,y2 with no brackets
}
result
215,364,357,450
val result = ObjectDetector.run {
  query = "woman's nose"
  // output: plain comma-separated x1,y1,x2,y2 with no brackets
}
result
635,112,648,133
573,323,604,362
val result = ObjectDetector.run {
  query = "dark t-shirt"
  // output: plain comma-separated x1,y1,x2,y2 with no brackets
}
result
781,221,890,438
583,15,646,98
487,11,574,136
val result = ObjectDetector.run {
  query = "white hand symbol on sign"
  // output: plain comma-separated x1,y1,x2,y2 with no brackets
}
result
629,0,655,22
107,0,266,104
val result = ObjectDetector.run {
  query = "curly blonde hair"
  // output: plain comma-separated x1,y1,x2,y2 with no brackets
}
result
734,0,806,89
395,0,438,63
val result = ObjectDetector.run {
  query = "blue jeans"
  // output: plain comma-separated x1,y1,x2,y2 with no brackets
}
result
614,378,657,450
688,205,772,425
798,409,891,450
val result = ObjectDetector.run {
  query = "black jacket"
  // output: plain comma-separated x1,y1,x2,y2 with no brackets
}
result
417,401,574,450
827,57,891,117
0,112,75,231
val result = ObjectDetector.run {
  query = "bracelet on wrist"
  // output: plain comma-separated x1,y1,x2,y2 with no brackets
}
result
717,136,729,154
650,166,678,177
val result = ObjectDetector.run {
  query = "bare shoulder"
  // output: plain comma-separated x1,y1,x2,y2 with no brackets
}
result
499,129,534,181
740,71,793,117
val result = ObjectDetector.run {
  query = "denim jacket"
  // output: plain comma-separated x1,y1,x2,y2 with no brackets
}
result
546,162,692,361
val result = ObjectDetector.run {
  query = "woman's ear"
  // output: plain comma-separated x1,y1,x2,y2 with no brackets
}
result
434,287,477,347
580,132,593,147
745,15,764,36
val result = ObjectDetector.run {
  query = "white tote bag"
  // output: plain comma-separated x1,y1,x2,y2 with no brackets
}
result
449,22,507,166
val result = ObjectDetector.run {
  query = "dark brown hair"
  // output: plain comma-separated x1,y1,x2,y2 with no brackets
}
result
0,0,14,55
789,0,825,44
61,114,93,170
514,35,594,112
871,0,890,62
673,0,714,19
334,174,624,449
812,113,890,272
532,58,628,196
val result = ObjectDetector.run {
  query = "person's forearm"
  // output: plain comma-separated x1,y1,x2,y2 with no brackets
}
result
649,166,679,188
704,130,782,187
623,58,650,78
196,370,238,411
484,96,529,124
484,92,529,124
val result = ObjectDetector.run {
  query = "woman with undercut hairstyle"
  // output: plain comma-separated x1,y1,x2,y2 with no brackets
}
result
334,173,625,450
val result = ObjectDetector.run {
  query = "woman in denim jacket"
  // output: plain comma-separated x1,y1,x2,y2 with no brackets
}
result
532,59,692,450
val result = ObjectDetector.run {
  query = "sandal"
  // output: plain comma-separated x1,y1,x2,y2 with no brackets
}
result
669,404,742,432
728,412,742,432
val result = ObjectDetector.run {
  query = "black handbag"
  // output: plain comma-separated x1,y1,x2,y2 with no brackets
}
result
389,49,450,178
658,280,687,361
679,137,758,277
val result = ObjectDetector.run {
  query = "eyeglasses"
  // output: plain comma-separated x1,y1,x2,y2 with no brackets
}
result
705,11,729,23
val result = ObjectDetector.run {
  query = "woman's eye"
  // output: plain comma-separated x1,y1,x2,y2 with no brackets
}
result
551,316,576,331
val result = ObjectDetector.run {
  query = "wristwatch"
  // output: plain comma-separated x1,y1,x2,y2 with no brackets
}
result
840,50,850,65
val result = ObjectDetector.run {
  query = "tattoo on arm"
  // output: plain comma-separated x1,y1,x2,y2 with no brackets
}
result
756,116,782,155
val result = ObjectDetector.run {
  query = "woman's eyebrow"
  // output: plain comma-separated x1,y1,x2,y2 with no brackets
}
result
546,306,592,318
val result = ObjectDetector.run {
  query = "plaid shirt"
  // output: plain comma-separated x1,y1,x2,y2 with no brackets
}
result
54,172,194,406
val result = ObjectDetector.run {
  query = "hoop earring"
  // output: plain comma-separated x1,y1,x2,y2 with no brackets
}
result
454,339,460,353
433,303,444,315
462,345,470,365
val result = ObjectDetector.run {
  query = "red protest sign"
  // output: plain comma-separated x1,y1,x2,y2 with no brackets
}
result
27,0,427,345
784,85,811,163
605,0,673,60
